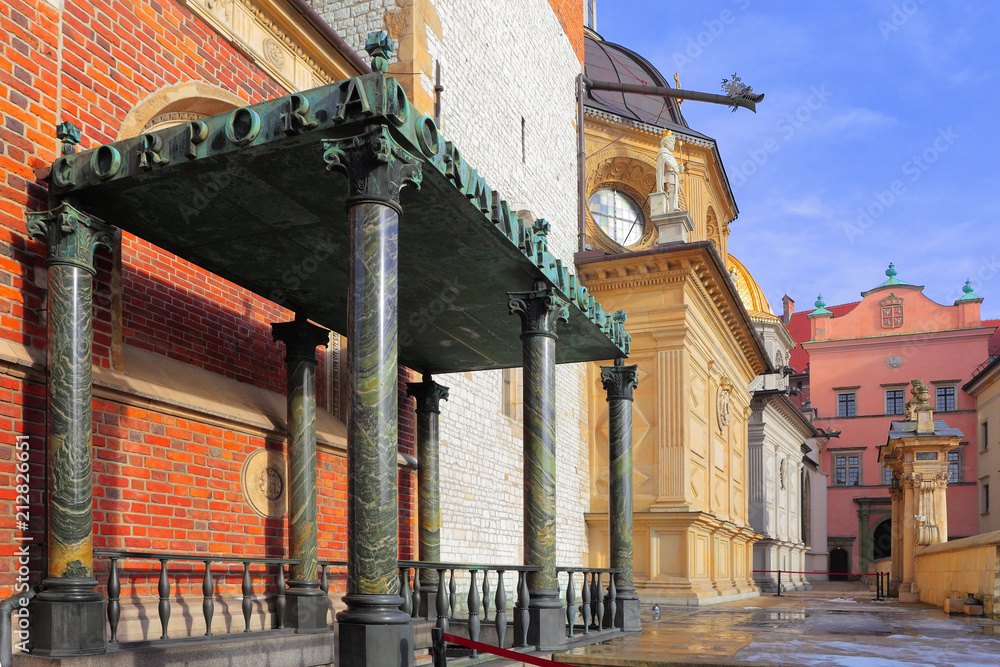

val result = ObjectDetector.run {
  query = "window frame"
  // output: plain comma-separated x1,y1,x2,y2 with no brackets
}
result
885,388,905,415
587,188,645,248
936,385,957,412
833,450,863,487
837,392,857,417
947,447,963,483
501,367,523,422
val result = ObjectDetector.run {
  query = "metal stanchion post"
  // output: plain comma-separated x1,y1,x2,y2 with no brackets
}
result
774,570,782,597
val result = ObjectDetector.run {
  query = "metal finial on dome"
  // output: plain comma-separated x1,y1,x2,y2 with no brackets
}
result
885,263,898,280
958,278,981,302
815,294,826,309
365,30,394,73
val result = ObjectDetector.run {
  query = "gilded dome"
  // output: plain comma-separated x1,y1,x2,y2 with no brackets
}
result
728,255,778,321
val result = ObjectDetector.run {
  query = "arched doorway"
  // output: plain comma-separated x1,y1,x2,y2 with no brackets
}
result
873,519,892,560
830,547,849,581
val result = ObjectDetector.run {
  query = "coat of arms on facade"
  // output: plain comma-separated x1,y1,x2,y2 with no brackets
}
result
880,293,904,329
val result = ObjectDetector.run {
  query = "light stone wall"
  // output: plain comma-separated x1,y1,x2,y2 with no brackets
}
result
312,0,590,569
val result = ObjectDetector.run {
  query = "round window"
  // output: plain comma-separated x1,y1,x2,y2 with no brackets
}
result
588,188,644,247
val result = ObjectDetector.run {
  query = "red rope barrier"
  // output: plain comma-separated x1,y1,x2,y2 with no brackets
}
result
441,633,564,666
753,570,887,577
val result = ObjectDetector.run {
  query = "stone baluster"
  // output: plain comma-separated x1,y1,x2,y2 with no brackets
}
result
242,562,253,632
436,567,449,632
449,568,457,618
276,565,287,630
495,570,507,648
158,559,171,639
468,570,481,657
107,557,120,644
482,569,490,623
516,571,531,647
565,570,576,637
581,571,591,635
592,572,603,630
202,561,214,636
412,567,421,619
400,568,412,616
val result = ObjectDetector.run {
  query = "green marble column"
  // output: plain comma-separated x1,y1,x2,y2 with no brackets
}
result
508,282,568,650
601,357,641,631
406,375,448,617
271,315,329,632
324,33,423,666
26,201,114,656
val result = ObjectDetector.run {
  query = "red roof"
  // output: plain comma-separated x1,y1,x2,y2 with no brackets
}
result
784,301,861,374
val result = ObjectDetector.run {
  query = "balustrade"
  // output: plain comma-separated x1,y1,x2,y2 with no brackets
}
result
557,567,620,637
96,550,302,645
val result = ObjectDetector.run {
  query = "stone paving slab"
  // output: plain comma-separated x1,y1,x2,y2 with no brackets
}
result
552,583,1000,666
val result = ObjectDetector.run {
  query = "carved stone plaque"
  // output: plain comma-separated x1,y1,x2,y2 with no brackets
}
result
241,449,288,518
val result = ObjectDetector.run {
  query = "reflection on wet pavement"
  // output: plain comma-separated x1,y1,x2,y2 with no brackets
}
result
552,582,1000,666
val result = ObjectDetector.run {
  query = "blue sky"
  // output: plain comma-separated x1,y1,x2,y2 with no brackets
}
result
597,1,999,317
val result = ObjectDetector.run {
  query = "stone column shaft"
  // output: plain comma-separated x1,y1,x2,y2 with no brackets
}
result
272,316,329,631
508,284,568,650
601,358,640,631
27,202,114,656
324,113,422,667
406,375,448,616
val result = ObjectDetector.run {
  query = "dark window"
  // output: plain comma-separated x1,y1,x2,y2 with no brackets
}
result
838,393,856,417
983,421,989,452
834,454,861,486
948,450,960,483
984,484,991,515
885,389,904,415
937,386,956,412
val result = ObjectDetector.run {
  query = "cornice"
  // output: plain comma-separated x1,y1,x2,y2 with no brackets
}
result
577,242,770,375
803,325,994,353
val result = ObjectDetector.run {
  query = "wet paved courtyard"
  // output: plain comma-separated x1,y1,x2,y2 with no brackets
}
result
552,583,1000,666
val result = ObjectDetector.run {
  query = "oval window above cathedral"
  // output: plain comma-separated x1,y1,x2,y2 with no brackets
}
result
588,188,644,247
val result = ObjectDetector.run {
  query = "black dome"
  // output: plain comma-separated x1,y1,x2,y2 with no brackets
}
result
584,30,710,141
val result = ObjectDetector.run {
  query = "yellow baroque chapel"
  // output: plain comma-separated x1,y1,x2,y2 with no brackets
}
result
578,28,772,605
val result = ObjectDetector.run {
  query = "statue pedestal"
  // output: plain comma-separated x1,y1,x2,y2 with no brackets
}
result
651,205,694,245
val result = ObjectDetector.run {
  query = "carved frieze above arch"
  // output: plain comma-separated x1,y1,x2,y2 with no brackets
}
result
585,150,659,253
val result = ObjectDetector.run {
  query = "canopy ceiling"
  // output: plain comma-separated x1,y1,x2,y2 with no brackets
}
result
48,72,630,373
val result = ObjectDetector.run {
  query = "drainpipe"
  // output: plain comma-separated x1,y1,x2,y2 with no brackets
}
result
577,72,587,254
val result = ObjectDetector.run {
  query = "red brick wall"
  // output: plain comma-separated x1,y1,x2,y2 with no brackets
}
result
548,0,585,63
0,0,419,602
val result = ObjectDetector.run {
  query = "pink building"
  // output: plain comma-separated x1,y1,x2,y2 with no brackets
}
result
787,265,996,577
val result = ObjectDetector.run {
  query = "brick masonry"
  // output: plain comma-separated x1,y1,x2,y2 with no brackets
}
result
0,0,420,604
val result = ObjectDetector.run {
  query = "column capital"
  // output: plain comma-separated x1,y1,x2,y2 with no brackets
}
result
27,203,115,275
507,283,569,338
271,316,329,363
406,374,449,413
322,125,422,211
601,358,638,402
